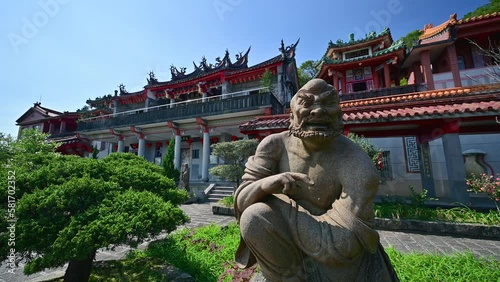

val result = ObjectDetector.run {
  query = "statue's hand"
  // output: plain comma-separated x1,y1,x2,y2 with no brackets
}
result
262,172,314,195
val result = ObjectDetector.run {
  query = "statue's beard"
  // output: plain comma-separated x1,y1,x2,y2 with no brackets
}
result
288,117,342,140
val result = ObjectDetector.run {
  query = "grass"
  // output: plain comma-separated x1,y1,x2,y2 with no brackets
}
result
218,194,500,225
374,203,500,225
138,223,500,282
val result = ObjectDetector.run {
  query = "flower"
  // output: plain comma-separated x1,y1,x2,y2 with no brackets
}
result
467,173,500,211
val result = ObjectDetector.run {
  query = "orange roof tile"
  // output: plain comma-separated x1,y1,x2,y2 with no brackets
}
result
457,12,500,24
420,13,457,40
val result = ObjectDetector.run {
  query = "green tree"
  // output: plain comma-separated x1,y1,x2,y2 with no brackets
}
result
0,131,189,282
347,133,384,174
464,0,500,19
209,139,259,187
297,60,318,87
260,68,275,93
162,137,180,182
399,29,422,51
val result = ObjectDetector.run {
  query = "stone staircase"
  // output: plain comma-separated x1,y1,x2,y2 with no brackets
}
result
207,184,234,202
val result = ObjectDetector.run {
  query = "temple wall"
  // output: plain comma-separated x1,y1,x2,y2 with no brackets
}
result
369,133,500,198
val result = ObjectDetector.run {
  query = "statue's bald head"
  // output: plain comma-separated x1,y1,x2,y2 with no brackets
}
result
290,79,338,110
289,79,342,140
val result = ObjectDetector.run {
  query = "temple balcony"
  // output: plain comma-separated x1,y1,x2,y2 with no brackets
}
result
433,66,499,89
77,90,283,133
340,84,427,101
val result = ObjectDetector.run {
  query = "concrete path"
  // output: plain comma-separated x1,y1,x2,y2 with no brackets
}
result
1,203,499,281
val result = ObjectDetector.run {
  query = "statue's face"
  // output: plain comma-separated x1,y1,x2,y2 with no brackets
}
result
289,84,342,140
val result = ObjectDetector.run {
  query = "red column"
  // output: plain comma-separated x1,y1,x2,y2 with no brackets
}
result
412,62,423,84
420,50,435,90
383,63,391,88
447,44,462,88
372,66,380,89
395,70,400,86
333,71,339,92
341,71,346,94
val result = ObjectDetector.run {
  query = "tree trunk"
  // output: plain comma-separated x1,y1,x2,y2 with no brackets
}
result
63,252,95,282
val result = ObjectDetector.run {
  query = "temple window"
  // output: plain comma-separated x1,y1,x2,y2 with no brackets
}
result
192,149,200,159
457,56,466,70
380,151,392,182
343,48,370,60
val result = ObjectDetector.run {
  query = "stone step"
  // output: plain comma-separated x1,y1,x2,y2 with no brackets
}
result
215,186,235,190
210,189,233,196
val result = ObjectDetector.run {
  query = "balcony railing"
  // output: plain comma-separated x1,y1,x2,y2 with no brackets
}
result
77,91,283,132
339,84,427,102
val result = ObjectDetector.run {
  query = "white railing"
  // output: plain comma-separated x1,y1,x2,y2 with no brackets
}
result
81,87,268,122
433,66,499,89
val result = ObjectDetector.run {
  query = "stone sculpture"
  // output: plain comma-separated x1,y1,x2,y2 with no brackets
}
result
234,79,399,281
181,163,190,192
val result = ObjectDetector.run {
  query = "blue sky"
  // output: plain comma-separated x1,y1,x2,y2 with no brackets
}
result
0,0,488,137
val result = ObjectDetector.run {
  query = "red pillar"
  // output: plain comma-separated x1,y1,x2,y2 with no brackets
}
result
333,71,339,92
420,50,435,90
412,62,423,84
447,44,462,88
372,66,380,89
341,71,347,94
383,63,391,88
395,70,401,86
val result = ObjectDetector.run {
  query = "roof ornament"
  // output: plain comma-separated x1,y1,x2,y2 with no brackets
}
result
118,84,128,95
279,39,300,59
170,65,187,80
147,71,158,85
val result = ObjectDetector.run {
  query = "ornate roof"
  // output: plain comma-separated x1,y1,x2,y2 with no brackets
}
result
419,13,457,41
319,39,405,66
145,39,299,89
457,11,499,24
328,27,391,48
16,102,63,124
239,84,500,132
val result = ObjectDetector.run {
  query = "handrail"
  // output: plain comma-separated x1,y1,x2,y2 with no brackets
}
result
80,87,269,122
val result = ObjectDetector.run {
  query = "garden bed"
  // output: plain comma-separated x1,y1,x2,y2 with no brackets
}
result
212,205,500,240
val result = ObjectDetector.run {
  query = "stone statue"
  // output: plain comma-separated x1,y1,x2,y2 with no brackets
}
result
234,79,399,281
181,163,190,192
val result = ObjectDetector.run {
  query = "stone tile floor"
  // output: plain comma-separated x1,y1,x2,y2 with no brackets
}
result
1,203,499,281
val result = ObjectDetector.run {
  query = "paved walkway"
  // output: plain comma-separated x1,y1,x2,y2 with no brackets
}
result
1,203,499,281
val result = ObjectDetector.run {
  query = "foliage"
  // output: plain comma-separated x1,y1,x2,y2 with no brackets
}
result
297,60,318,87
386,248,500,282
374,203,500,226
408,186,437,207
147,223,243,282
0,130,189,281
463,0,500,19
162,137,180,183
399,77,408,86
89,251,168,282
467,173,500,211
217,195,234,208
143,223,499,281
260,68,275,93
347,133,384,173
399,29,422,50
209,139,258,187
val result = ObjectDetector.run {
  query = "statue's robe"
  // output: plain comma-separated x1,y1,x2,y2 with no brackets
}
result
234,132,399,281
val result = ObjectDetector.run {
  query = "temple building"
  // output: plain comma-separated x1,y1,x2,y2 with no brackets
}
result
316,27,410,94
240,13,500,204
16,102,93,156
403,12,500,89
76,40,299,181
